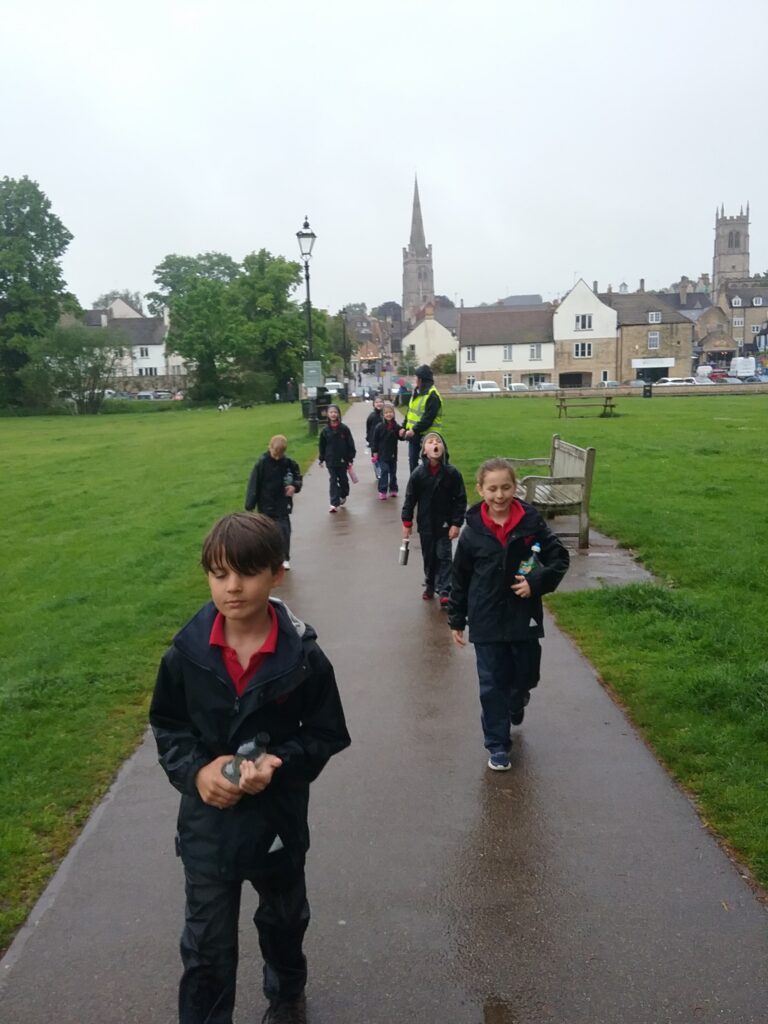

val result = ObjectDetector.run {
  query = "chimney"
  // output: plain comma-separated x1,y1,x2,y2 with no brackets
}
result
679,275,690,307
639,278,645,293
593,280,598,294
607,283,613,295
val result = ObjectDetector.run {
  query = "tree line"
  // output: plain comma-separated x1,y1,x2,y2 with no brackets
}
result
0,175,350,412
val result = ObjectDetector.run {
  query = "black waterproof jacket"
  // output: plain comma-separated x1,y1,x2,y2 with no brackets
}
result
448,501,570,643
365,407,384,447
318,422,356,467
371,417,405,461
244,452,303,518
149,598,350,880
401,437,467,537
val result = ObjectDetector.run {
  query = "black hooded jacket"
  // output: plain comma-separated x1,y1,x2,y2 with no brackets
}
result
149,598,350,880
401,432,467,536
448,501,569,644
245,452,303,518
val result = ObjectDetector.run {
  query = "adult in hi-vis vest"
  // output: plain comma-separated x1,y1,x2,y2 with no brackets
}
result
402,364,444,472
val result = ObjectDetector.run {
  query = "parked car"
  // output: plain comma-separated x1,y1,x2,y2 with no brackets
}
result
693,376,715,385
136,390,155,400
471,380,502,393
533,382,559,391
625,379,646,387
505,383,529,392
597,380,619,388
324,380,344,394
153,390,173,400
654,377,696,386
740,375,763,383
714,376,743,384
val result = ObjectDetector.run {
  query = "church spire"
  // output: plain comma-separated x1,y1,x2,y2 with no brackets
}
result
409,176,427,256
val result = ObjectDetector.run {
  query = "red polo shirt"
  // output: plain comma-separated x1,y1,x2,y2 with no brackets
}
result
481,499,524,546
209,603,279,697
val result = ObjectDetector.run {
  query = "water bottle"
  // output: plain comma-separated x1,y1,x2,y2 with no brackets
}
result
283,470,294,488
399,539,410,566
516,541,541,576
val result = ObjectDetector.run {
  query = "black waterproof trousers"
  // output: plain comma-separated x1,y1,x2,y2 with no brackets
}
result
179,861,309,1024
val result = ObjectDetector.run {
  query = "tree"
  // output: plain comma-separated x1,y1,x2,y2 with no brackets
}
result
166,278,244,400
145,252,241,315
371,300,402,321
92,289,143,313
431,352,456,373
399,349,418,375
21,325,125,413
0,176,75,405
343,302,367,315
434,295,455,309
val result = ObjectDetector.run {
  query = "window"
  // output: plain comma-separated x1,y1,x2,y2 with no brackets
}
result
502,373,514,389
408,344,416,355
139,346,149,358
574,314,592,331
647,331,660,350
138,366,158,377
752,325,761,334
503,345,513,361
466,375,476,389
573,342,592,358
753,297,763,306
529,343,542,360
529,374,548,385
648,311,662,324
732,296,742,307
465,345,476,362
733,316,744,327
601,370,609,382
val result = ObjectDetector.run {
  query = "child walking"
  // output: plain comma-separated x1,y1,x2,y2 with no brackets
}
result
448,458,569,771
318,405,356,513
401,431,467,605
244,434,303,570
370,401,404,500
150,512,350,1024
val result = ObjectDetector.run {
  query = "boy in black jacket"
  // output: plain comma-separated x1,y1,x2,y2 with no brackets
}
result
150,513,350,1024
318,405,356,513
245,434,303,570
401,430,467,604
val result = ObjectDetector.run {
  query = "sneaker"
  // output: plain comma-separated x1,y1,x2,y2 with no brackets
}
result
422,589,434,601
389,490,399,497
282,560,291,570
510,708,525,726
439,595,450,607
339,496,347,506
262,994,307,1024
378,492,387,500
487,752,511,772
328,505,338,514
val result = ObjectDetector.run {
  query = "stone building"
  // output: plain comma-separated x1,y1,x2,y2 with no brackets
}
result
599,287,694,381
712,204,750,296
402,177,434,327
553,280,618,386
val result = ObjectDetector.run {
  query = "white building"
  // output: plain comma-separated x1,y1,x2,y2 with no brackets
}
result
401,306,457,368
552,280,618,386
457,305,555,387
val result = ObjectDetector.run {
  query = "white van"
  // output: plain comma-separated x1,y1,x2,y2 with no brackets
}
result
471,380,501,393
506,382,529,392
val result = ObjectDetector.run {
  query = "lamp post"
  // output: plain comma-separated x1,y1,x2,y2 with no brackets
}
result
297,216,317,435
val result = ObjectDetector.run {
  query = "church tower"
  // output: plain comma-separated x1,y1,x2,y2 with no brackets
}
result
402,177,434,326
712,203,750,295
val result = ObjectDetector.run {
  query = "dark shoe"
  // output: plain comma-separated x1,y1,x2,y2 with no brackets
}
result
422,589,434,600
487,752,511,772
510,708,525,726
262,994,307,1024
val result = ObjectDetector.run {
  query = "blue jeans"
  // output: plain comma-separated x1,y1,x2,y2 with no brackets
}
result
327,465,349,507
377,459,399,494
473,641,541,754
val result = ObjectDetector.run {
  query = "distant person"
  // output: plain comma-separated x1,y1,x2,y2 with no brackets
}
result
371,401,405,499
245,434,303,570
403,364,443,472
448,458,569,772
318,404,356,513
365,394,385,449
401,431,466,605
149,512,350,1024
286,378,297,403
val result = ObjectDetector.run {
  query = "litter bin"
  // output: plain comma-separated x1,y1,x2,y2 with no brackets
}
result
643,382,653,399
315,393,332,421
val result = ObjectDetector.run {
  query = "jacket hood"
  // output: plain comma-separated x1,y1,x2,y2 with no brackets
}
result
414,364,434,386
420,429,450,465
326,405,342,420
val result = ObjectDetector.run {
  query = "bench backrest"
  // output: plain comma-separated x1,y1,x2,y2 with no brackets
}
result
550,433,596,506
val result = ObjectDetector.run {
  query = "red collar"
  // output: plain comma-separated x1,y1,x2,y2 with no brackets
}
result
210,603,279,696
480,500,524,545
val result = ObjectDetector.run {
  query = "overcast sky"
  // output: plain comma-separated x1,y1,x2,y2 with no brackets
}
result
4,0,766,314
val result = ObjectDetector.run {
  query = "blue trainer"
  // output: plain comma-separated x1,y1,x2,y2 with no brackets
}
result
487,752,511,772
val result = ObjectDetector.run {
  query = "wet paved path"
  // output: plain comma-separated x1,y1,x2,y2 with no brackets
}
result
2,403,766,1023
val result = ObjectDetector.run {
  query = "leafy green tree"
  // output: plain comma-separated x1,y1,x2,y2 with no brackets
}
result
434,295,455,309
431,352,456,373
399,349,418,375
371,300,401,321
166,278,244,400
0,176,75,405
93,289,143,313
21,325,125,413
145,252,240,315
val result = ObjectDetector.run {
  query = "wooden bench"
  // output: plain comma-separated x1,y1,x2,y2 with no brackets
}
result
557,394,616,418
507,434,596,549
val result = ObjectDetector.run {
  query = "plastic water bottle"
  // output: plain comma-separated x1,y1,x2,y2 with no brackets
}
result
283,470,294,488
516,542,541,576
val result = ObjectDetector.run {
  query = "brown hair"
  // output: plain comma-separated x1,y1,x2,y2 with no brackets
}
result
476,458,517,487
201,513,284,575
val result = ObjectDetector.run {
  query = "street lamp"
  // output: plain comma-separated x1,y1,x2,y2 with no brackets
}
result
296,216,318,435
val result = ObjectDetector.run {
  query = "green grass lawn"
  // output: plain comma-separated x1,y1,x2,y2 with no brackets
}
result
0,394,766,951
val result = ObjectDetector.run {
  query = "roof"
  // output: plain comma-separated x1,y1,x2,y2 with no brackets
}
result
649,290,711,323
83,309,107,326
105,317,166,347
458,307,553,347
598,292,689,326
725,285,768,306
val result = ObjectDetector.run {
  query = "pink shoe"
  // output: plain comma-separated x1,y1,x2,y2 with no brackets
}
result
378,492,387,500
388,491,399,498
